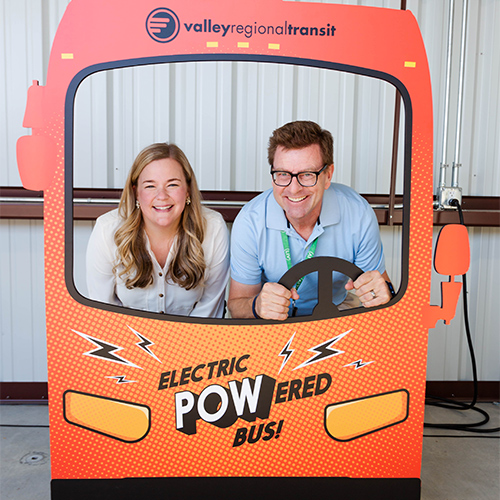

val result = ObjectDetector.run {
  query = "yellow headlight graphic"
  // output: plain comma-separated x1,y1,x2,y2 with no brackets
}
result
64,391,151,443
325,389,409,442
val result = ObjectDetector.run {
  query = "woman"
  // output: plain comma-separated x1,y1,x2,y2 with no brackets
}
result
86,143,229,318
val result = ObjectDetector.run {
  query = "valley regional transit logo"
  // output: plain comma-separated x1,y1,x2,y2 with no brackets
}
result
146,7,336,43
146,8,180,43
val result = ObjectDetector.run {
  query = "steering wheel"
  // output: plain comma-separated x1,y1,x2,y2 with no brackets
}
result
278,256,363,319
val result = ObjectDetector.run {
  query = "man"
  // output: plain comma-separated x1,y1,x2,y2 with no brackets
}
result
228,121,393,320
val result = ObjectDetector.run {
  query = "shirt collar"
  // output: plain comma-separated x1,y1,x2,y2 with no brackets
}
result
320,184,340,226
143,230,177,271
266,190,289,231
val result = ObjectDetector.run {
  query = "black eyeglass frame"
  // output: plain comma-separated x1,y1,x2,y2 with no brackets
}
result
270,164,330,187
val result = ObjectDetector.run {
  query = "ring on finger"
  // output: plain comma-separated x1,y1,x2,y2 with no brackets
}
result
370,290,376,299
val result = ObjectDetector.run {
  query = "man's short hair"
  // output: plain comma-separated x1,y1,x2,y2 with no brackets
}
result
268,120,334,167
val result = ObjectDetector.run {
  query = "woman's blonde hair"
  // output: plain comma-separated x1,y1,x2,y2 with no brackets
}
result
114,143,206,290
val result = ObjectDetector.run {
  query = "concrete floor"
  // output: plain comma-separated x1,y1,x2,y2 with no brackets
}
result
1,403,499,500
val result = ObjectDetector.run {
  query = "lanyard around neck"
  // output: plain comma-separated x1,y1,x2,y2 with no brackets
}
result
280,231,318,292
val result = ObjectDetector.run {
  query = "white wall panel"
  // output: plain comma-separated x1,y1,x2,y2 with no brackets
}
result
460,0,500,196
0,220,46,381
73,63,402,195
73,220,93,298
1,0,44,185
379,226,403,288
1,0,499,383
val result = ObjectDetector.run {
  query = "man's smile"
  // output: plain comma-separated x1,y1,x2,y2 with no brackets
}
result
287,195,307,202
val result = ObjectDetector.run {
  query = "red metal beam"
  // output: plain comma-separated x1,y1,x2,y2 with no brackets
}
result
1,187,498,227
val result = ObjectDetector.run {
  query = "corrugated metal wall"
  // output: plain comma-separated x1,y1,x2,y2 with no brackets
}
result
73,62,404,193
1,0,499,382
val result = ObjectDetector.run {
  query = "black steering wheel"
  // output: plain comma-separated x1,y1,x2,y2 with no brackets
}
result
278,256,363,319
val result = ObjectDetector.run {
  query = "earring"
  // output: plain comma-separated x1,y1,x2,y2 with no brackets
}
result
135,200,140,209
186,196,191,206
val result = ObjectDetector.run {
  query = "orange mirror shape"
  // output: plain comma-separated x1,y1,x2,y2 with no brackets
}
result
434,224,470,277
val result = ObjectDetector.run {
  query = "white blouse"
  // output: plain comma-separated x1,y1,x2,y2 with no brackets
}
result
86,207,230,318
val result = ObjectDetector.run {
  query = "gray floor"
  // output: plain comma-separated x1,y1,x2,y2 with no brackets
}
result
0,403,499,500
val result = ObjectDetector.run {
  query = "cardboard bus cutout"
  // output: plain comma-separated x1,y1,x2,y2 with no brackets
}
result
17,1,468,498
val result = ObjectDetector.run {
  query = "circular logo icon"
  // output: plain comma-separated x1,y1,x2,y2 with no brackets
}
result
146,8,180,43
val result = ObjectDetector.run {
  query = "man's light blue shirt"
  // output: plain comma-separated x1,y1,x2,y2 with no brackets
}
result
230,183,385,316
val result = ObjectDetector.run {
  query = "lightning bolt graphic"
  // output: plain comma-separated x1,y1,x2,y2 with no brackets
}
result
278,332,296,374
293,329,352,371
128,326,162,363
344,359,375,370
72,330,142,369
106,375,137,384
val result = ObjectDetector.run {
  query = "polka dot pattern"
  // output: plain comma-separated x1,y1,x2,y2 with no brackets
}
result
43,116,433,480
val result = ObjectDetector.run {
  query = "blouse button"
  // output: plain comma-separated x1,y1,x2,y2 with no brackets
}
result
159,293,164,298
159,272,163,277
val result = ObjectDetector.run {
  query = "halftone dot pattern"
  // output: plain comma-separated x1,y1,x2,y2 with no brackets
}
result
41,104,433,482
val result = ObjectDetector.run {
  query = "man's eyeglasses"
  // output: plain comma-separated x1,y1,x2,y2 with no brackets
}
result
270,164,329,187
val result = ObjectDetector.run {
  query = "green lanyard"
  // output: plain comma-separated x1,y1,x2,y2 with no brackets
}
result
280,231,318,315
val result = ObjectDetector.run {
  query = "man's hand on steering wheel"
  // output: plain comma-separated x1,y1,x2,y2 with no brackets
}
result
254,282,300,321
254,258,392,320
345,270,391,307
278,256,364,319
